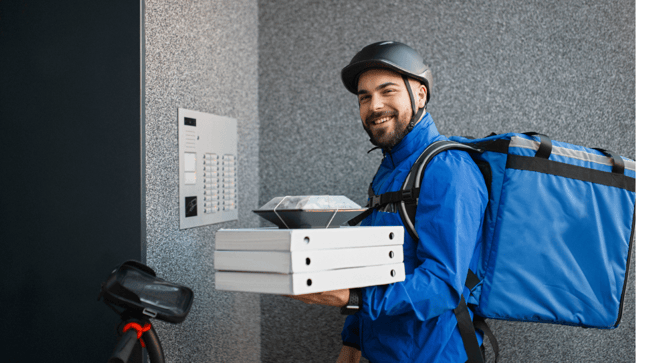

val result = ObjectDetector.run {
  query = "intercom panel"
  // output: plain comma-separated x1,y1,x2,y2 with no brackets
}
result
178,108,238,229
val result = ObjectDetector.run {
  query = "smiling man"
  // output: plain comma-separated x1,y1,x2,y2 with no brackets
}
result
289,41,488,363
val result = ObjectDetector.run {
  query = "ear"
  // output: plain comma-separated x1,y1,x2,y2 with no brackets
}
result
416,84,428,110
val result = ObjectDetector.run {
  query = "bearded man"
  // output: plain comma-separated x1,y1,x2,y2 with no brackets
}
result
290,41,488,363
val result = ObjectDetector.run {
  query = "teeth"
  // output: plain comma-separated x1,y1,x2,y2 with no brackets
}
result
374,117,390,125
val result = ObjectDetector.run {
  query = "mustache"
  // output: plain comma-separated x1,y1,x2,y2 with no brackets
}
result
366,110,398,124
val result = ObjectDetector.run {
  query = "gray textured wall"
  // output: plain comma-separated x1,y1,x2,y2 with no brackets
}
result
145,0,261,362
258,1,635,362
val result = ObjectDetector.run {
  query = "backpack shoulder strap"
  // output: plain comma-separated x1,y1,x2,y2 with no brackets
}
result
398,140,482,240
347,140,481,228
400,140,500,363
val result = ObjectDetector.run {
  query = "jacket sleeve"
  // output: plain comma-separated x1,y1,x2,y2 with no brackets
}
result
360,150,487,321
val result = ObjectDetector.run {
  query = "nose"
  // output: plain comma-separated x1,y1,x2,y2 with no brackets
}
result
368,94,385,111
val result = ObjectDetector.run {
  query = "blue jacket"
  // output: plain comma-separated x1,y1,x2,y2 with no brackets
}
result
342,113,488,363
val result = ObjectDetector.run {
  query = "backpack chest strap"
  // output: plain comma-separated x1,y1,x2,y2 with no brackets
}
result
347,187,419,226
367,188,419,208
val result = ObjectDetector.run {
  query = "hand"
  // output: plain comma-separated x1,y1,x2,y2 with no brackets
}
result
336,345,361,363
286,288,350,307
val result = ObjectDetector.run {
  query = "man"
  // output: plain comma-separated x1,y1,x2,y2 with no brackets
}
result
290,41,488,363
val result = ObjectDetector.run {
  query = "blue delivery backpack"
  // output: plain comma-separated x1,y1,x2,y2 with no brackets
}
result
351,132,636,363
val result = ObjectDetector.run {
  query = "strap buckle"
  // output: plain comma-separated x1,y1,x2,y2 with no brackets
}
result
370,195,381,208
401,189,414,202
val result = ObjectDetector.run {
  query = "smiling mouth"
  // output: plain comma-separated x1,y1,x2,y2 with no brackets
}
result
372,116,393,126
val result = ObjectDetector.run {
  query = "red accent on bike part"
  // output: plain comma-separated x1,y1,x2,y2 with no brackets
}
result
123,322,152,348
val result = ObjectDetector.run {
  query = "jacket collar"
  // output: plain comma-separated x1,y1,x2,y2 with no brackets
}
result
382,112,441,166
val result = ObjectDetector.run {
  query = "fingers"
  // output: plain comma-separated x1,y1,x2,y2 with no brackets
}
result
285,289,350,307
336,345,361,363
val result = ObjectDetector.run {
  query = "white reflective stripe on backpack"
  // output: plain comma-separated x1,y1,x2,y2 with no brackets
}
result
509,136,636,171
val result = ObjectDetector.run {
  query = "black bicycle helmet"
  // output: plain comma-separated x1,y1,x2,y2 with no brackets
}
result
341,41,432,104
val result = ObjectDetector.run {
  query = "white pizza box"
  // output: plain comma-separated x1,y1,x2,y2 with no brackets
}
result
214,245,403,273
215,226,404,252
215,262,405,295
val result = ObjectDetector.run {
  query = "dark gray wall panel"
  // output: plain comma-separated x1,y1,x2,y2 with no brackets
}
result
258,1,634,362
0,1,143,362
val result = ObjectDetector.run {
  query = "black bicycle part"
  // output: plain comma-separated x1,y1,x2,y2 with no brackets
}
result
100,261,194,363
108,329,138,363
98,260,194,324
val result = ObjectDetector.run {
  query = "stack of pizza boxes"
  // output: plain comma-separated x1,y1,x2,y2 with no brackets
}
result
214,196,405,295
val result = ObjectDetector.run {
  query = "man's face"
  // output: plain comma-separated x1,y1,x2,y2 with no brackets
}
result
357,68,421,149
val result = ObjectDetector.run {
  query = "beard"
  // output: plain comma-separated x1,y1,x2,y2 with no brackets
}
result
363,110,415,150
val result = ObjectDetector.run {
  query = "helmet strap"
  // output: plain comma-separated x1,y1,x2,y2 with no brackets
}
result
403,76,425,128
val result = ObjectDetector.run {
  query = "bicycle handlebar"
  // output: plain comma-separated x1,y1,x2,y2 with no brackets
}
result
108,329,138,363
100,261,192,363
107,320,165,363
142,323,165,363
